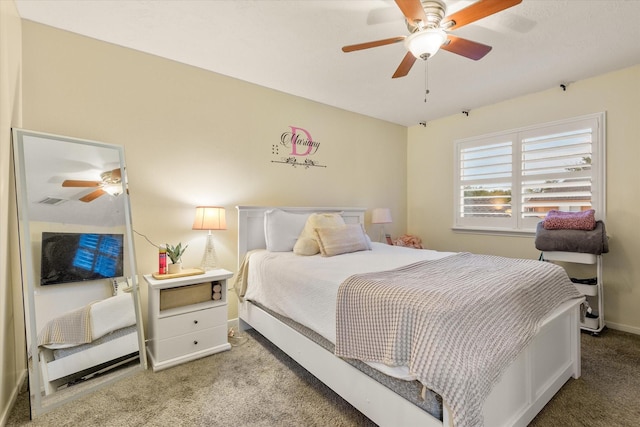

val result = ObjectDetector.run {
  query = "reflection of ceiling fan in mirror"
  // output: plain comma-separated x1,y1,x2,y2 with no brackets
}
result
342,0,522,78
62,168,122,202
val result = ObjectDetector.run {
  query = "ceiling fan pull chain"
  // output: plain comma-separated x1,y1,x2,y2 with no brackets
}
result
424,59,430,103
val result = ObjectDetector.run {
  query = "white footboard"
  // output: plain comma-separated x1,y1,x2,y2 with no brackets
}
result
483,298,582,426
240,298,582,427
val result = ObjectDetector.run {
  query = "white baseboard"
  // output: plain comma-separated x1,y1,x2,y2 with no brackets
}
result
605,320,640,335
0,369,27,426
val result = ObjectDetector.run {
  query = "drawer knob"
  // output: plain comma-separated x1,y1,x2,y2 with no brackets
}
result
194,340,198,345
194,320,198,324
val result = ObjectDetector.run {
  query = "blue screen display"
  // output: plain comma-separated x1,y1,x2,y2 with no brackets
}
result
41,232,124,285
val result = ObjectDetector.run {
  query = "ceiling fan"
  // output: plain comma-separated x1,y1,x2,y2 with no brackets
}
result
342,0,522,78
61,168,123,202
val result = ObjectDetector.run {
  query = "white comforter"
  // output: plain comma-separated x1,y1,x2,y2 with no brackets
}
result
90,292,136,340
39,293,136,349
244,242,455,379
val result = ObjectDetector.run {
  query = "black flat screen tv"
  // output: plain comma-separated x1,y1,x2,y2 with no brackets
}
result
40,232,124,286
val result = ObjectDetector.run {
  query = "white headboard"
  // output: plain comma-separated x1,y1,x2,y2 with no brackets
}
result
236,206,366,266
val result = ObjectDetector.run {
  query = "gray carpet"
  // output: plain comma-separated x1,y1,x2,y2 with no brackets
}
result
7,328,640,426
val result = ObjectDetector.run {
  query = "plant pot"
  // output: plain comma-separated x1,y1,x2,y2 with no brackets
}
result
168,262,182,274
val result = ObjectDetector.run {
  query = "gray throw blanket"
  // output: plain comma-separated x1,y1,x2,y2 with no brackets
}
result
335,253,582,427
535,220,609,254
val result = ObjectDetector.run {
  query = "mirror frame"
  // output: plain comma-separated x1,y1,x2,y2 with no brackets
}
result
12,128,146,417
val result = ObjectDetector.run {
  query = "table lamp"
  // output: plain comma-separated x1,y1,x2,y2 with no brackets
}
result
371,208,392,243
192,206,227,271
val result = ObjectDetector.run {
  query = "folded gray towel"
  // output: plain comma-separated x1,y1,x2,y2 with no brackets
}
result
535,220,609,255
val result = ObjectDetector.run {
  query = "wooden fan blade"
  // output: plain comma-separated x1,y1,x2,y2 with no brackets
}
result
79,189,106,203
392,51,418,79
444,0,522,30
342,36,405,53
395,0,427,25
62,180,102,188
441,34,492,60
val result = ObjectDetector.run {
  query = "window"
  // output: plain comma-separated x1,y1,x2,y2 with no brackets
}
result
454,112,605,233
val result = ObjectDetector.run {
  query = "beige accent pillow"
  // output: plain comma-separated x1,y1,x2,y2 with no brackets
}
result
315,224,371,257
293,213,345,256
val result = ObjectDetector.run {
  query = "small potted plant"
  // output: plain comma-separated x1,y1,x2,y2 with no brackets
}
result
166,242,188,274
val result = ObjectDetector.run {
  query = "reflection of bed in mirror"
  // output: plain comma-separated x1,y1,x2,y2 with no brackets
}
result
36,292,139,395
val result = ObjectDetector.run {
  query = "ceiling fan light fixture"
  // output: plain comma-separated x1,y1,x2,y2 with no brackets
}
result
405,28,447,59
103,184,122,196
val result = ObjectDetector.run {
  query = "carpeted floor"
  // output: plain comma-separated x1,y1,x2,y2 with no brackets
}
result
7,328,640,426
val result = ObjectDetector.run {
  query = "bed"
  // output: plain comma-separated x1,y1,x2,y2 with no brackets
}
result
36,292,140,395
236,206,584,427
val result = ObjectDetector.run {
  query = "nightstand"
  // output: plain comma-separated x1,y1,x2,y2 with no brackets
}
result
144,269,233,371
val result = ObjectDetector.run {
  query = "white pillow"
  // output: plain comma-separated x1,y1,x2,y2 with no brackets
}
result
293,212,345,256
315,224,371,257
264,209,311,252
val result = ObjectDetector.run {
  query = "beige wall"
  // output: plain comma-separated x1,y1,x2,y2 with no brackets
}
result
20,21,407,322
407,65,640,333
0,0,24,424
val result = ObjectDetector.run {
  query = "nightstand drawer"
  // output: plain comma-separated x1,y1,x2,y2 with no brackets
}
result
157,306,227,340
155,325,227,362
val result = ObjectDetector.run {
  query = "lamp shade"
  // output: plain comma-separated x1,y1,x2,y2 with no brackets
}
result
192,206,227,230
405,28,447,59
371,208,393,224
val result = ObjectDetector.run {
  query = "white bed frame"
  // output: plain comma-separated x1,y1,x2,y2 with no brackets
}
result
236,206,584,427
38,331,139,395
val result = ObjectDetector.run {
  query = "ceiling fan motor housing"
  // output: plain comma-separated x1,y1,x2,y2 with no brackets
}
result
406,0,446,32
100,169,121,185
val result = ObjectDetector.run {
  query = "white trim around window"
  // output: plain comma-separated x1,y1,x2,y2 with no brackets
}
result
453,112,606,235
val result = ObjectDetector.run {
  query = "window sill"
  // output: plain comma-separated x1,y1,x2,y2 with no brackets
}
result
451,226,536,238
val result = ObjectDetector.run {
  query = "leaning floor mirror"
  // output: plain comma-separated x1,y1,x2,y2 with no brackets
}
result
12,129,146,418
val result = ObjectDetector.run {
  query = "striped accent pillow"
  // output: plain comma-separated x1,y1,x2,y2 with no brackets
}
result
315,224,371,257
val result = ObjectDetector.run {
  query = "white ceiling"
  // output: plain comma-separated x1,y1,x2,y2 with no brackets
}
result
14,0,640,127
18,131,126,227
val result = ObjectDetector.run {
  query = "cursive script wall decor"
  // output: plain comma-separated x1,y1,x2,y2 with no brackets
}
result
272,125,326,169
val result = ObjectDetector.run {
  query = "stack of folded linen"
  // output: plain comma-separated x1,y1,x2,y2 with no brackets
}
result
534,209,609,255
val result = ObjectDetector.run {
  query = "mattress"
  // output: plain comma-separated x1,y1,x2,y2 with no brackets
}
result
244,242,456,379
52,324,138,359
